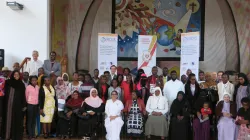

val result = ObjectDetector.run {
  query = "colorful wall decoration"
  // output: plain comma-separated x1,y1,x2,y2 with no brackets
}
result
115,0,205,59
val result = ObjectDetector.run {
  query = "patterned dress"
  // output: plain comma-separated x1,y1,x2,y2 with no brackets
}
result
40,85,55,123
127,100,143,136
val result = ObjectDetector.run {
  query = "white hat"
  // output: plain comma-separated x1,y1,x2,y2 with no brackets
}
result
1,67,9,71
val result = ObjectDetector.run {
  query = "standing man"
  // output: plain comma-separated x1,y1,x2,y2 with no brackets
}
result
110,65,117,80
13,62,20,71
217,73,234,101
23,72,29,87
163,70,185,107
1,67,10,80
147,66,159,94
217,71,224,83
93,69,99,84
199,71,206,81
43,51,61,86
162,67,171,85
25,50,43,76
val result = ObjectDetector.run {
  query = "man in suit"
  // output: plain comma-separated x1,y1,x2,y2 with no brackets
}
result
43,51,61,85
110,65,117,80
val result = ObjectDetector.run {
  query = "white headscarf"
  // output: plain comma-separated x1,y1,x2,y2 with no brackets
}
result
153,87,163,97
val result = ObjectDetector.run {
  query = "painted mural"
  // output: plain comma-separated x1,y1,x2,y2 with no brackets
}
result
115,0,204,58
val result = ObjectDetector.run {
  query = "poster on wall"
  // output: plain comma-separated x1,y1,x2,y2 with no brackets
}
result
98,33,118,75
115,0,204,60
180,32,200,80
138,35,157,77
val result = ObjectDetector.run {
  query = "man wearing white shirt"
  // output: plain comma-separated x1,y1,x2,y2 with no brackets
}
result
110,65,117,80
25,50,43,76
163,70,185,108
217,73,234,101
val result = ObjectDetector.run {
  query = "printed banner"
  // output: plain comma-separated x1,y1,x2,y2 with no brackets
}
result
138,35,157,77
98,33,118,76
180,32,200,80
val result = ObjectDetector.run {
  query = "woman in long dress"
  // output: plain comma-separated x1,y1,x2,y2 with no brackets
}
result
4,70,26,140
57,90,83,139
216,93,237,140
121,74,136,104
124,91,146,138
39,76,57,138
235,73,249,111
169,91,191,140
235,97,250,140
105,90,124,140
78,88,105,139
145,87,168,140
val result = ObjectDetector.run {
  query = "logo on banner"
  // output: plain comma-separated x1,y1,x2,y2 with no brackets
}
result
182,36,198,43
142,51,151,62
100,37,116,43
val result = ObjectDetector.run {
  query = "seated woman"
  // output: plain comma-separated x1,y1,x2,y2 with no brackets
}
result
170,91,191,140
236,97,250,140
193,91,211,140
105,90,124,140
57,90,83,139
145,87,168,140
124,91,146,138
216,93,236,140
78,88,105,139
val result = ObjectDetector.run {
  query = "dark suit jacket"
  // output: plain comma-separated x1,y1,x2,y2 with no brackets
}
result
185,83,200,113
43,60,61,77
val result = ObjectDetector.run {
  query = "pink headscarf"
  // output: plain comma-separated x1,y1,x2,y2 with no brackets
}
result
85,88,103,108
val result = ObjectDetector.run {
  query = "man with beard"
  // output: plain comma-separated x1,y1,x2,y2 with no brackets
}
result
147,66,159,94
163,70,185,108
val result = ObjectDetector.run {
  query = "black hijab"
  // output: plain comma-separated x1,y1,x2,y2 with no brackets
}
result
170,91,188,116
7,70,25,89
238,73,249,86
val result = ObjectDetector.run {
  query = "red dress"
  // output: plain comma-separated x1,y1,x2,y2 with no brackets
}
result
121,81,135,104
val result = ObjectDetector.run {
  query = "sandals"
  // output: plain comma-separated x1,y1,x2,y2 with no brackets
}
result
82,136,90,140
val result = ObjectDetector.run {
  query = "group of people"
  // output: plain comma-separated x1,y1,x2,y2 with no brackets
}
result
0,50,250,140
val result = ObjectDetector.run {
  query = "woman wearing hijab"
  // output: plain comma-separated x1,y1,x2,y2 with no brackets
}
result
124,91,146,138
105,90,124,140
145,87,168,140
57,90,83,139
216,93,236,140
169,91,190,140
78,88,105,139
3,70,26,140
235,73,249,111
39,76,57,138
55,77,71,100
62,73,69,86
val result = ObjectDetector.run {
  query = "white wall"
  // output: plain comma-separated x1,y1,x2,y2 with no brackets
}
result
0,0,50,70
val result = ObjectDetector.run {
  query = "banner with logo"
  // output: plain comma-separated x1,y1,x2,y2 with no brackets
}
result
98,33,118,76
180,32,200,80
138,35,157,77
